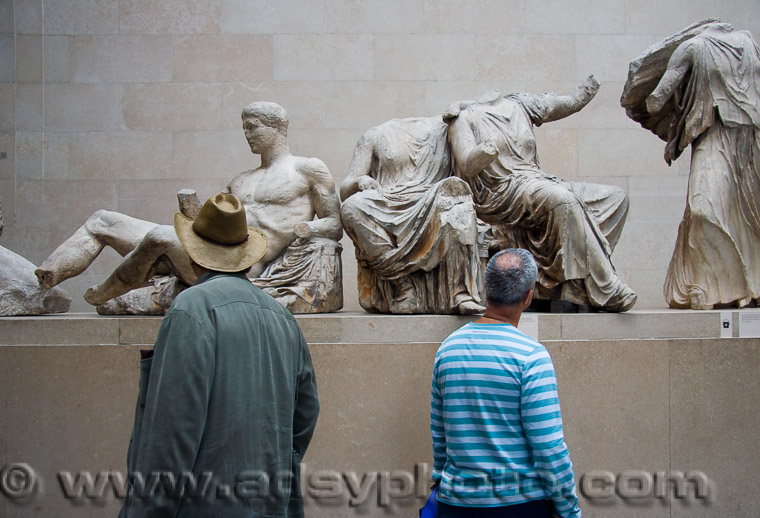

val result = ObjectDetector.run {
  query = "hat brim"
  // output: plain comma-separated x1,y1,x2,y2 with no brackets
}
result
174,212,268,272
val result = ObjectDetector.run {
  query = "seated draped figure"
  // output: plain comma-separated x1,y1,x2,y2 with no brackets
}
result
445,78,636,312
340,116,485,315
35,102,343,314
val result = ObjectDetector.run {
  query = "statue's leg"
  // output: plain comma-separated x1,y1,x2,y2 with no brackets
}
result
36,210,157,289
84,225,186,305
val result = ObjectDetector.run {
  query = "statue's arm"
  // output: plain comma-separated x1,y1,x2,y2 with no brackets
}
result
447,113,498,179
297,158,344,241
538,75,600,123
646,43,694,113
339,132,380,202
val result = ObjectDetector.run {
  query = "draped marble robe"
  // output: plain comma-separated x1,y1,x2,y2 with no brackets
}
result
449,94,635,311
340,117,483,314
657,26,760,309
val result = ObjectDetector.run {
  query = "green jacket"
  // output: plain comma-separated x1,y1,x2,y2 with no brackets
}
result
119,271,319,517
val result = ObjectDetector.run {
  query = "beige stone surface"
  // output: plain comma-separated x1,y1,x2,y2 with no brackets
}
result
13,0,40,34
0,0,12,33
629,267,669,309
549,339,670,517
0,133,13,180
557,311,719,340
42,36,70,83
322,81,427,130
624,0,722,35
376,35,477,81
522,0,626,35
475,35,576,82
122,83,224,131
324,0,424,34
0,316,758,516
172,35,272,82
14,179,118,228
0,84,14,131
14,35,41,83
577,128,674,177
5,345,138,515
14,83,42,132
14,131,42,180
43,0,119,35
220,0,325,34
43,131,172,181
119,0,221,34
0,34,14,82
170,130,253,180
669,338,760,517
274,34,374,81
70,35,171,83
577,35,661,83
43,84,123,132
422,0,522,34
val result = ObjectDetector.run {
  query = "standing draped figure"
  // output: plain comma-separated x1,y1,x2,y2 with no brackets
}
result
624,21,760,309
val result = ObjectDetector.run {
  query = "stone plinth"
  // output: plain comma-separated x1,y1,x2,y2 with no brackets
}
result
1,311,759,518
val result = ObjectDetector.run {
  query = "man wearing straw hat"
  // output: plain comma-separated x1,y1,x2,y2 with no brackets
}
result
119,192,320,517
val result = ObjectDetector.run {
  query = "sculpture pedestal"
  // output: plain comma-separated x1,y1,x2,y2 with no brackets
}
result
1,310,758,517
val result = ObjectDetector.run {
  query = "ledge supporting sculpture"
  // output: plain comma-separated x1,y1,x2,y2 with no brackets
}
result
445,80,636,312
35,102,343,314
340,116,484,314
622,20,760,309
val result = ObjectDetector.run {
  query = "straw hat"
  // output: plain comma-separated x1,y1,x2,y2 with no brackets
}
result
174,193,268,272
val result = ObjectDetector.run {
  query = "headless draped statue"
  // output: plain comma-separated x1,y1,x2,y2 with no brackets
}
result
340,116,484,314
623,21,760,310
446,78,636,312
35,102,343,314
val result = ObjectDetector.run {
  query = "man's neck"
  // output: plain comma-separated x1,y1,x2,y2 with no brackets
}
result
475,306,522,327
259,141,291,167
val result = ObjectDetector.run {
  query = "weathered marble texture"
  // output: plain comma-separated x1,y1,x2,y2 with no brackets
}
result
446,82,636,312
340,116,484,315
623,21,760,309
35,102,344,314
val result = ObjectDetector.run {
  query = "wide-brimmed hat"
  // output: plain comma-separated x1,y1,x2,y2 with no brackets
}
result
174,193,268,272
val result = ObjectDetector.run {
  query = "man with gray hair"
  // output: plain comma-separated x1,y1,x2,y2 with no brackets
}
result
430,248,581,517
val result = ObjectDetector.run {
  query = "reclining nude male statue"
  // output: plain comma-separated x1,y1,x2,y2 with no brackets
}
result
340,116,485,314
35,102,343,314
445,77,637,312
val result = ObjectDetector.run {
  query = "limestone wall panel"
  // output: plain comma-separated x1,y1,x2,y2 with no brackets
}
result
172,34,272,82
43,84,123,132
122,83,224,131
14,131,42,180
220,0,325,34
274,34,375,82
43,0,119,35
324,0,424,34
475,35,576,82
375,35,477,81
42,36,70,83
119,0,221,35
0,34,14,82
422,0,523,34
70,35,171,83
15,83,43,132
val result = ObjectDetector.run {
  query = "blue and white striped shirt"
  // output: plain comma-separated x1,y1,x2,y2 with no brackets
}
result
431,322,581,517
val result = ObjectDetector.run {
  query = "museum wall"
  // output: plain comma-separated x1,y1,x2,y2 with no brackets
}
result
1,0,759,312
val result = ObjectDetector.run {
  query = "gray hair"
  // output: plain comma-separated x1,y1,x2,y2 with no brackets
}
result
485,248,537,306
241,101,289,135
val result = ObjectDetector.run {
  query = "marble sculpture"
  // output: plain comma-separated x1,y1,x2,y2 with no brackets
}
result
0,199,71,316
446,79,637,312
622,20,760,309
35,102,343,314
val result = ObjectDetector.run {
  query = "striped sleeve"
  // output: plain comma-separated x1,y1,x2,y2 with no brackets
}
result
521,346,581,518
431,357,446,481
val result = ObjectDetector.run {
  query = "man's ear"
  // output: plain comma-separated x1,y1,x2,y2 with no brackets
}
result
522,289,534,308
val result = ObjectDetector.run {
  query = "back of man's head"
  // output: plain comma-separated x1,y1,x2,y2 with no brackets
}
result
241,101,289,135
485,248,537,307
